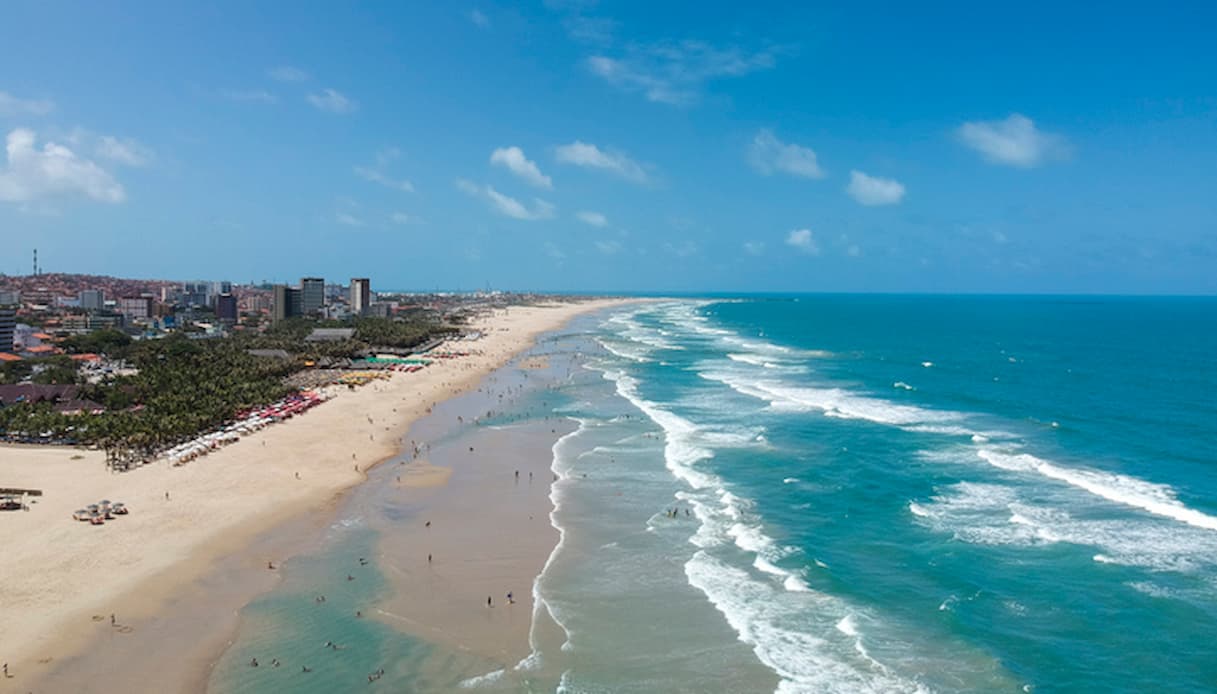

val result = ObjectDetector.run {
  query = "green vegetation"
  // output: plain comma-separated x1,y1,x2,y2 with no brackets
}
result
1,355,77,385
0,315,456,468
61,328,132,355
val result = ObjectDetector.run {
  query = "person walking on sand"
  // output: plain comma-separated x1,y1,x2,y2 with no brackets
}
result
487,596,493,607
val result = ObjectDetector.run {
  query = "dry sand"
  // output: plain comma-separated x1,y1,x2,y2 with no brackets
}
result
0,299,631,687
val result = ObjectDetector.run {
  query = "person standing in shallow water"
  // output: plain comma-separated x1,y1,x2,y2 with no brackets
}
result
487,596,493,607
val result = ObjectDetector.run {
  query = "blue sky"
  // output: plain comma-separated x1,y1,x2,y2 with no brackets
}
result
1,1,1215,293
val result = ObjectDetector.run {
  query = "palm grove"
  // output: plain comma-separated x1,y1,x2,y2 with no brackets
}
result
0,316,456,467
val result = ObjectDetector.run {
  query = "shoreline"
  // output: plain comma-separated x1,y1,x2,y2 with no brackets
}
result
1,298,639,690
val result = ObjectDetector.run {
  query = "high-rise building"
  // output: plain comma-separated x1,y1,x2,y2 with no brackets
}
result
23,288,53,307
79,289,104,311
0,307,15,353
118,297,153,320
215,293,238,322
350,278,371,317
182,281,210,307
301,277,325,316
0,290,19,306
209,281,233,304
272,285,302,323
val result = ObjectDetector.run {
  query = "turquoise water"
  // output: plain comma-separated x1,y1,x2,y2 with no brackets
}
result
560,296,1217,693
213,296,1217,693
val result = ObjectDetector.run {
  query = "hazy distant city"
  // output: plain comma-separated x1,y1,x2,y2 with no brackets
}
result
0,247,541,360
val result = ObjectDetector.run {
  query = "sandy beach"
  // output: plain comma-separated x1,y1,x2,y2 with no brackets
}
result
0,299,630,689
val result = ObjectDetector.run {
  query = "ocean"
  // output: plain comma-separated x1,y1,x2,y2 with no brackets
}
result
212,296,1217,693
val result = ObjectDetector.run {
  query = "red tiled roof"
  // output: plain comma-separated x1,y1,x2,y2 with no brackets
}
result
32,332,53,340
69,353,101,362
53,399,106,415
0,353,22,362
0,384,79,404
24,345,57,354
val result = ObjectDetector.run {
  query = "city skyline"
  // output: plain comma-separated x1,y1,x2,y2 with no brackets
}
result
2,2,1215,294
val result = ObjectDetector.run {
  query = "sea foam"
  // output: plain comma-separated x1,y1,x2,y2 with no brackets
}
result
976,449,1217,532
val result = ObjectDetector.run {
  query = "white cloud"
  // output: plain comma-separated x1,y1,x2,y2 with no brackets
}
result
555,141,647,182
846,170,905,206
957,114,1068,168
391,211,412,224
221,89,277,104
457,179,556,220
743,241,765,256
0,91,54,116
469,9,490,27
749,129,824,179
0,128,124,204
490,146,552,189
308,88,357,114
786,228,819,255
576,210,608,227
486,186,555,220
96,135,153,167
336,212,364,227
268,66,310,82
355,150,413,192
587,40,784,105
355,166,414,192
595,239,622,254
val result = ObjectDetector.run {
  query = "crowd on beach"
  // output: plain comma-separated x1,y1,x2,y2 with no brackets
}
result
159,391,329,467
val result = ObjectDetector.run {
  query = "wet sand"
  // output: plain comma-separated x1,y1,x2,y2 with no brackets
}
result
374,419,574,666
0,299,636,691
204,324,592,693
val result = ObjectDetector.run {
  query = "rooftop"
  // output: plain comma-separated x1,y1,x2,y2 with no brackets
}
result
305,328,356,342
